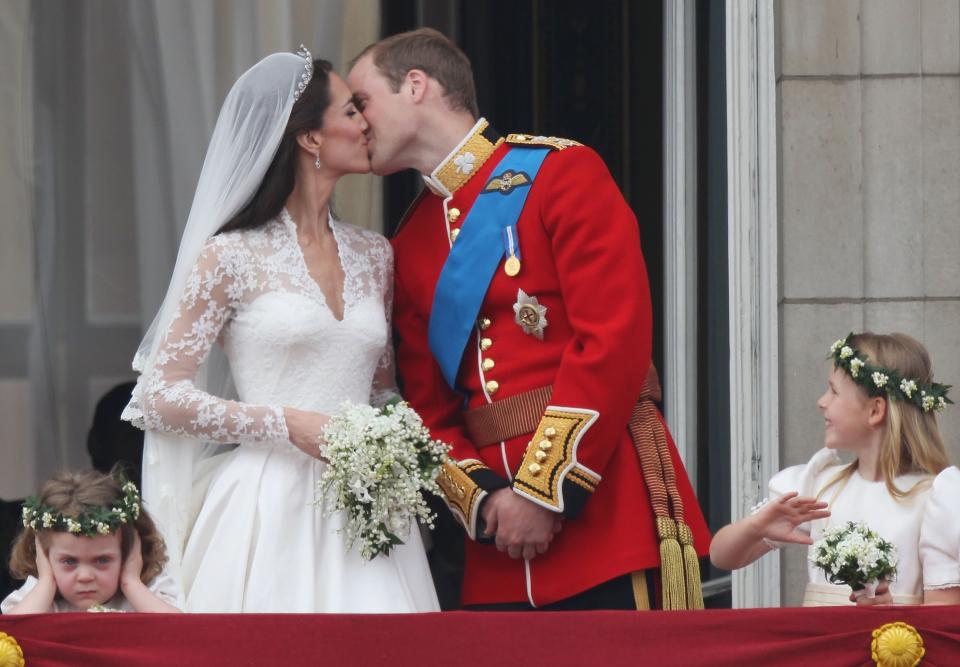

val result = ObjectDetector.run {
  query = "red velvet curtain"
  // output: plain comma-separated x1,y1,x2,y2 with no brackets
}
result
2,606,959,666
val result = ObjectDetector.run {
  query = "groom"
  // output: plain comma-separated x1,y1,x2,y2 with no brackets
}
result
349,28,711,610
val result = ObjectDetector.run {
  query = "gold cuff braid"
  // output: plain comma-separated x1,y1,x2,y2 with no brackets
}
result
512,407,599,512
435,460,488,540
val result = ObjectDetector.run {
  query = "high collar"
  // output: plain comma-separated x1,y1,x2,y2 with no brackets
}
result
422,118,504,197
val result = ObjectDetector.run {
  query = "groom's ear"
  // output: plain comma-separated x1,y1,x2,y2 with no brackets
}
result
405,69,428,104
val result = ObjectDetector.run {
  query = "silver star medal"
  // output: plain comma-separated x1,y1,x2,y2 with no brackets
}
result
513,289,548,340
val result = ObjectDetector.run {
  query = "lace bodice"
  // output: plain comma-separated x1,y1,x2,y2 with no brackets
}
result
129,211,396,444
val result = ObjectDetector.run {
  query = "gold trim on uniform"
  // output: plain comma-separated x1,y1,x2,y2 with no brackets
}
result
436,460,487,540
505,133,583,151
513,406,600,512
432,119,504,195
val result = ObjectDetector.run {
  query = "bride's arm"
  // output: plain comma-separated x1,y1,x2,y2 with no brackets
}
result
138,237,292,445
370,237,400,408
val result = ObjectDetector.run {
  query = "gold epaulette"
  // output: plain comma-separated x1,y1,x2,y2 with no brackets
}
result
505,133,583,151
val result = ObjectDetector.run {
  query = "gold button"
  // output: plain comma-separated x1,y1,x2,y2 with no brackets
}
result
449,228,460,243
481,358,495,372
480,337,493,351
535,450,548,462
539,441,552,451
478,318,492,331
485,380,499,395
528,463,541,475
543,427,557,438
447,207,461,222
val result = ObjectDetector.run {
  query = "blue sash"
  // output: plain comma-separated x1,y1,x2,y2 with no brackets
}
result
427,147,550,389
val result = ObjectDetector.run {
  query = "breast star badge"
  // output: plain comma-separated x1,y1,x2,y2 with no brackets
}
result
513,289,548,340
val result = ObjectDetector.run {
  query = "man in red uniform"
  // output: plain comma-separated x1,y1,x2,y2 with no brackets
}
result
349,28,710,610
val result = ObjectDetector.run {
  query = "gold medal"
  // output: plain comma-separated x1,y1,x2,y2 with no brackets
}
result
504,254,521,277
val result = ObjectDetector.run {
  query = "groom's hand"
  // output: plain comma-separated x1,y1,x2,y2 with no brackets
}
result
483,488,562,560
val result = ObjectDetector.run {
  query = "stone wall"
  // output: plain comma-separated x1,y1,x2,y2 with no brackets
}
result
776,0,960,605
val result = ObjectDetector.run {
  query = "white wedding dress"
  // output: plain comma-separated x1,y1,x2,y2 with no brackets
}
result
133,209,439,613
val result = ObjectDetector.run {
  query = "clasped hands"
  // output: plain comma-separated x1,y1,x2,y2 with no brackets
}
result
481,488,563,560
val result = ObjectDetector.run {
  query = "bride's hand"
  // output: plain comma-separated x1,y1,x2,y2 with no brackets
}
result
283,407,330,460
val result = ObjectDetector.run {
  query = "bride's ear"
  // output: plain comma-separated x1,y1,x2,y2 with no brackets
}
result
296,131,323,154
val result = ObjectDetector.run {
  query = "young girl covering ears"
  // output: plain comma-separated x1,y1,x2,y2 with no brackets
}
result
3,470,181,613
710,332,960,606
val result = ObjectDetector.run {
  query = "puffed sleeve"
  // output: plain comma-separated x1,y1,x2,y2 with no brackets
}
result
0,576,46,614
920,466,960,590
761,448,843,547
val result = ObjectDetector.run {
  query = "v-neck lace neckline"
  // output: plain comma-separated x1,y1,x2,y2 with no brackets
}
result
280,208,347,322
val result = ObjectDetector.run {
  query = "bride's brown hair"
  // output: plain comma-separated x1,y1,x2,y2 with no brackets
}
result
9,469,168,585
217,58,334,235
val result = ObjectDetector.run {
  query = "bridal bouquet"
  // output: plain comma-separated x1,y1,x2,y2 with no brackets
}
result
318,400,450,561
809,521,898,598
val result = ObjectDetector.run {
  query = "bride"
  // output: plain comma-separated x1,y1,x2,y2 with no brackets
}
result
123,48,439,613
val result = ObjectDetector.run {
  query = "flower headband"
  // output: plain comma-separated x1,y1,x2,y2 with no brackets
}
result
830,334,952,413
21,479,142,537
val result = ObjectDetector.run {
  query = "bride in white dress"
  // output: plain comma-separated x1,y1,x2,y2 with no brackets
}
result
123,48,439,613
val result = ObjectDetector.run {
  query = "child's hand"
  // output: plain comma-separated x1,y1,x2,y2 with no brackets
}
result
749,492,830,545
121,532,144,587
34,535,54,583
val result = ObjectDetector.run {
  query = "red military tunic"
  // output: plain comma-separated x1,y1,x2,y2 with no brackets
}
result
392,119,711,607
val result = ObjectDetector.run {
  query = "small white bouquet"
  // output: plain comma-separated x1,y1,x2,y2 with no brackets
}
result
318,400,450,561
809,521,898,598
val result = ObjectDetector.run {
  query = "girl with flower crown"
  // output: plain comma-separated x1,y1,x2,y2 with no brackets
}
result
710,332,960,606
2,470,180,613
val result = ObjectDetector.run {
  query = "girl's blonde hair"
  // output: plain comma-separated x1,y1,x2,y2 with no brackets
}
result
8,468,167,583
821,332,950,500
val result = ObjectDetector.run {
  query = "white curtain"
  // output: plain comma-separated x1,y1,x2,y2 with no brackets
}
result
0,0,380,497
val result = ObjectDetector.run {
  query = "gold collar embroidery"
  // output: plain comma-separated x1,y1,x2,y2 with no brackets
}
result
423,118,504,197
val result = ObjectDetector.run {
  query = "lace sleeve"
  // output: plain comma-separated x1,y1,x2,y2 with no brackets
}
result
138,237,289,443
370,237,399,408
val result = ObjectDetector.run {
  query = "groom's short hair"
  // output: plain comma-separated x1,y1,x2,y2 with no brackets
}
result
354,28,478,118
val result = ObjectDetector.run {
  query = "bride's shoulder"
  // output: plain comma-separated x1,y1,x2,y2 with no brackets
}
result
196,224,275,270
335,220,392,255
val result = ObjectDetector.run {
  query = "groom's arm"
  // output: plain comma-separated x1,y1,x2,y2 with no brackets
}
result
393,268,509,541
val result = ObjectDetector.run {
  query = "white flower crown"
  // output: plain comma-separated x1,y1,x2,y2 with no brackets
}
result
830,334,951,413
21,479,142,537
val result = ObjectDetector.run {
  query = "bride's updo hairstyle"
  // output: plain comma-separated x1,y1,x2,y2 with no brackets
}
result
217,58,333,235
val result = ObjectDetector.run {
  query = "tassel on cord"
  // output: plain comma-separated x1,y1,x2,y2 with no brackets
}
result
678,521,704,609
656,516,686,610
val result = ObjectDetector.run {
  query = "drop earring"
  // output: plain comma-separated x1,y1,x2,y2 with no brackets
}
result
315,152,321,169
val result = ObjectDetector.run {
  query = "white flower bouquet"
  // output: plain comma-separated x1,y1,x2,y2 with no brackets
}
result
318,400,450,561
809,521,898,598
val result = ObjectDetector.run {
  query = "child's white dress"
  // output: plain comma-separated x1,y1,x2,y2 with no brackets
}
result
767,449,960,605
1,571,181,613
